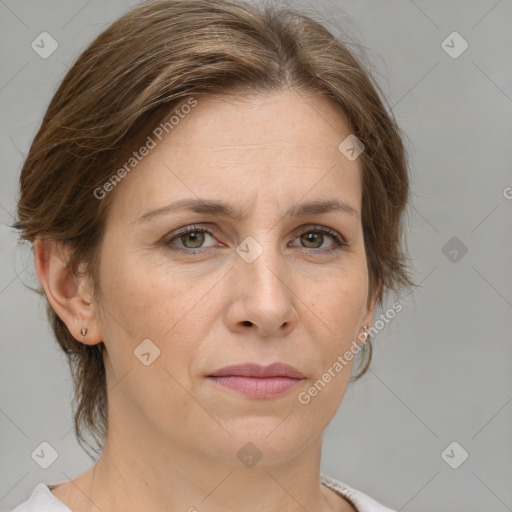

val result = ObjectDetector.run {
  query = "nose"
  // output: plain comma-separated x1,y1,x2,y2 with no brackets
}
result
225,242,298,338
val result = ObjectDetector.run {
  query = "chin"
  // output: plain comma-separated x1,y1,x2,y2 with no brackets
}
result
205,417,319,467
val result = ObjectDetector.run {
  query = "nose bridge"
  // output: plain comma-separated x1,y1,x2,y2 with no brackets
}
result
238,230,287,294
231,230,297,334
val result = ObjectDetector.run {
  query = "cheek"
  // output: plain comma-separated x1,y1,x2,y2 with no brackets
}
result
98,246,215,376
313,268,368,329
297,277,367,423
99,242,181,330
96,250,207,426
306,268,368,387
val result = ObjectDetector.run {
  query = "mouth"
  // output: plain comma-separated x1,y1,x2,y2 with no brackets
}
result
207,363,305,399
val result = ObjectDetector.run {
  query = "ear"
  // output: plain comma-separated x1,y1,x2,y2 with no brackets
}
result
356,285,380,346
34,237,102,346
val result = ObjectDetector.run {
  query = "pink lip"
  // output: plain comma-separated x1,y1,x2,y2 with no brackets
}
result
207,363,305,398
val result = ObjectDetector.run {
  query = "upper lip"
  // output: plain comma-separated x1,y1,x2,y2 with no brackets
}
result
208,363,305,379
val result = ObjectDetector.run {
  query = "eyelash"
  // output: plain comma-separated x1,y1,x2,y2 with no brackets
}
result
163,224,348,254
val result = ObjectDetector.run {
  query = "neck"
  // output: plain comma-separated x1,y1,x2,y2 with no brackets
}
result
84,426,334,512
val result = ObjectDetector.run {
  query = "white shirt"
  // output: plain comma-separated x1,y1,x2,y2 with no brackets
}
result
8,473,396,512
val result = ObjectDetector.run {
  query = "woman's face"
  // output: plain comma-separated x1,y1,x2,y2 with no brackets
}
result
92,90,375,466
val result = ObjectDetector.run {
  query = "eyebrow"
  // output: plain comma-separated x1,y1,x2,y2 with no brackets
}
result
134,197,360,224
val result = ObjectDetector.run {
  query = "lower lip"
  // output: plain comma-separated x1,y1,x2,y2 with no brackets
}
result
207,375,303,398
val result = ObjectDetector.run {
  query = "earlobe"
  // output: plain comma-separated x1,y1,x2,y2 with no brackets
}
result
34,237,101,345
357,291,378,346
364,298,377,329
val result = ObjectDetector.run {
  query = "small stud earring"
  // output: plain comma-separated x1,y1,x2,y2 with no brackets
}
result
81,328,87,336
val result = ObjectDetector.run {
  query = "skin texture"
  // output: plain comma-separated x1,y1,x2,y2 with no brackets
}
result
35,90,377,512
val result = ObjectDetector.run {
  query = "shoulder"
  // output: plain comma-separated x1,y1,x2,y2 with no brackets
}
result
12,476,394,512
320,473,397,512
7,483,71,512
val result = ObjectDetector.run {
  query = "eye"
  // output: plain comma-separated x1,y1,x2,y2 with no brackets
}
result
163,225,219,252
290,225,348,252
163,224,348,254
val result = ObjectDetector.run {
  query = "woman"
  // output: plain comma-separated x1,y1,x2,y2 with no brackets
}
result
11,0,414,511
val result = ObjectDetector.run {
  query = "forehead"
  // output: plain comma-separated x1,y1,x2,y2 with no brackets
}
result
106,91,362,223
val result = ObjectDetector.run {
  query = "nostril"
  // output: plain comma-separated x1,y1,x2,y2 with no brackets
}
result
242,321,253,326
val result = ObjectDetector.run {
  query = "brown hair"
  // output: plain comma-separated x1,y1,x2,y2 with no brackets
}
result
14,0,414,457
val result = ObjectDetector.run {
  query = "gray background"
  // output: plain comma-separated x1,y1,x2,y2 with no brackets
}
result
1,1,511,511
